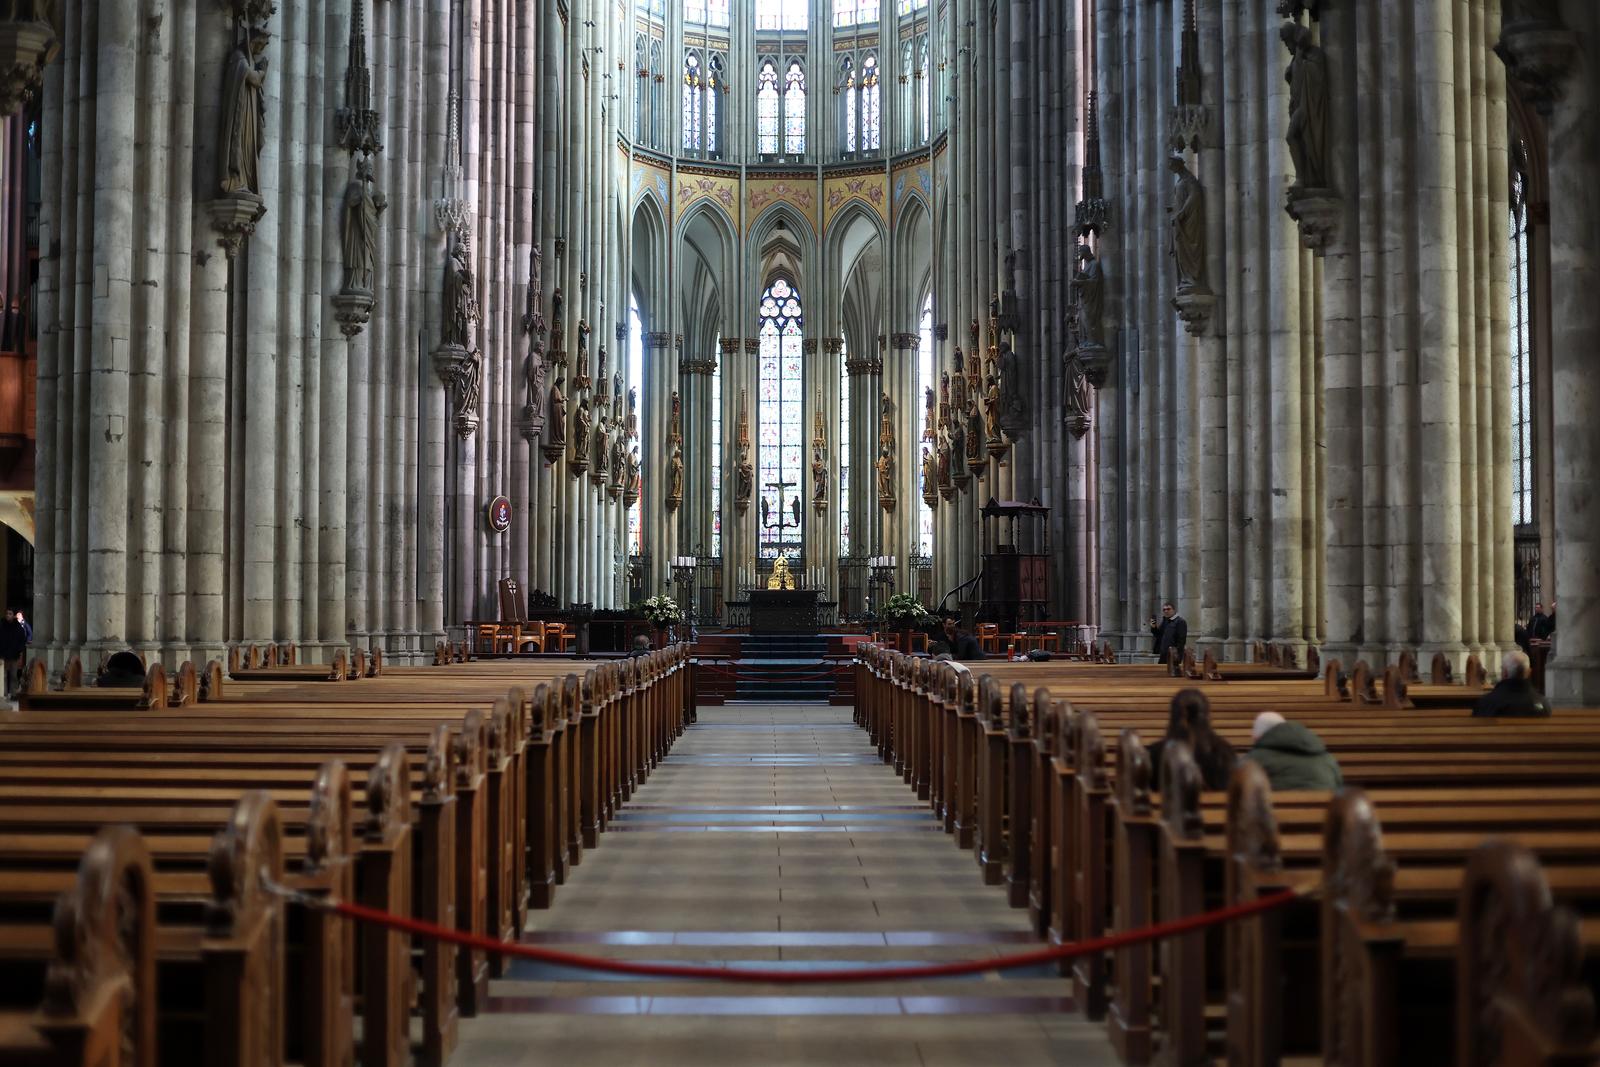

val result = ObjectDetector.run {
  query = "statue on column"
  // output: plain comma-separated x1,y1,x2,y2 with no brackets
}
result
572,396,592,465
877,392,895,453
923,387,936,440
950,350,968,413
948,415,967,485
734,390,754,513
667,444,685,509
1282,22,1329,193
626,386,639,440
1168,154,1207,290
876,446,896,511
921,446,938,507
340,155,386,293
547,376,568,446
593,408,612,479
548,288,565,355
999,342,1027,431
220,28,270,195
1073,244,1106,348
966,399,986,463
669,390,683,443
443,239,479,350
983,373,1001,436
625,446,642,507
575,320,591,387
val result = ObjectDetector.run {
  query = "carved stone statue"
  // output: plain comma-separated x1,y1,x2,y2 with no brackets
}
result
948,417,966,475
626,386,639,440
443,240,479,349
950,351,968,413
340,156,386,293
999,343,1026,422
923,387,936,439
548,287,565,353
668,445,684,502
812,449,828,507
878,392,895,452
984,374,1001,433
547,375,567,447
626,446,642,492
572,396,592,461
1168,154,1207,290
596,346,610,395
1073,244,1106,347
220,29,271,195
966,400,985,459
593,411,611,477
922,447,937,498
876,448,894,499
451,353,481,434
936,436,951,485
1282,22,1329,192
669,390,682,442
735,390,753,510
610,434,627,484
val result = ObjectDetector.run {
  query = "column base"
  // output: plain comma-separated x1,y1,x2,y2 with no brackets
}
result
1548,657,1600,708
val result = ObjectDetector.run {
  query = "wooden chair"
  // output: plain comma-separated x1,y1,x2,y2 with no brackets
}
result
544,622,576,653
977,623,1002,654
497,578,547,653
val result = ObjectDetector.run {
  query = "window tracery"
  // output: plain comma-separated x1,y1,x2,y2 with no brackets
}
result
759,280,805,559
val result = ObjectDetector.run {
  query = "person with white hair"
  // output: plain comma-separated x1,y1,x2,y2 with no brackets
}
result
1473,649,1551,718
1244,710,1343,791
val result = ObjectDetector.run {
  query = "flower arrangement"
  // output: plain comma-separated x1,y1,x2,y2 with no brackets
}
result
639,594,684,627
880,593,933,631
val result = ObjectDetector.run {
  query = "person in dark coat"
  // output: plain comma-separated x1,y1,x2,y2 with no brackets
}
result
1474,650,1551,718
1528,602,1553,642
1245,711,1344,790
940,615,986,661
1148,688,1237,790
1148,602,1188,663
0,609,25,699
96,650,147,689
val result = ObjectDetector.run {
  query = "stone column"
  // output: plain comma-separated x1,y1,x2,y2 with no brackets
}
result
1524,4,1600,701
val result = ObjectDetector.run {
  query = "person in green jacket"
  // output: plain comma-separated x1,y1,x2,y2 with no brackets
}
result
1244,711,1343,790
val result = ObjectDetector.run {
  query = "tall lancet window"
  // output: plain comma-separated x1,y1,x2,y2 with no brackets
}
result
917,294,935,555
712,340,724,556
683,51,704,152
839,56,857,154
784,61,808,155
1510,146,1533,529
706,55,724,156
917,37,930,143
840,342,851,554
861,53,881,151
756,0,809,30
758,280,805,559
757,60,781,155
628,295,646,556
634,34,648,141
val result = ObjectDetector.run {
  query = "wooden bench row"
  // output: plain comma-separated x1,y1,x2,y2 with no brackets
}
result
852,643,1600,1066
0,646,693,1067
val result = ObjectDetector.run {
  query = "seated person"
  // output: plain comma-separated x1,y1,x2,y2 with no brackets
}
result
939,615,985,661
96,650,147,688
1473,649,1551,718
628,634,652,658
1148,689,1236,790
1245,711,1343,790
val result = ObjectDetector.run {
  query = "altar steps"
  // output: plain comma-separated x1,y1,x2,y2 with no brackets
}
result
729,636,835,703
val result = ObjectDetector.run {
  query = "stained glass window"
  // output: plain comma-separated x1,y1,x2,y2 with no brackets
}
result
897,0,927,14
649,40,664,148
628,296,646,556
706,0,730,26
839,56,857,154
634,35,648,142
756,0,808,31
834,0,879,26
682,52,703,152
707,55,723,156
861,54,881,151
712,338,723,557
917,294,935,555
1510,152,1533,528
685,0,705,22
840,341,851,554
784,61,807,155
757,61,780,155
918,37,931,143
758,280,805,560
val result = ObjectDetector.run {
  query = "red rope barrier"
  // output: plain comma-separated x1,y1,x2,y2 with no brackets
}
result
314,887,1301,985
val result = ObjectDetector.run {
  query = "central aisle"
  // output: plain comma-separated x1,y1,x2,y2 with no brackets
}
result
455,704,1120,1066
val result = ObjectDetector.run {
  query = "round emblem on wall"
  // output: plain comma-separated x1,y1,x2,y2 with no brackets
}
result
487,495,511,534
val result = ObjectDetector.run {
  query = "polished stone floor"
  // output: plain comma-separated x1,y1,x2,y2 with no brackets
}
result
453,704,1120,1066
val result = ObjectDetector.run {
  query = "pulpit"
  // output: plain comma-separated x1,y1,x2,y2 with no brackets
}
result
749,590,822,635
